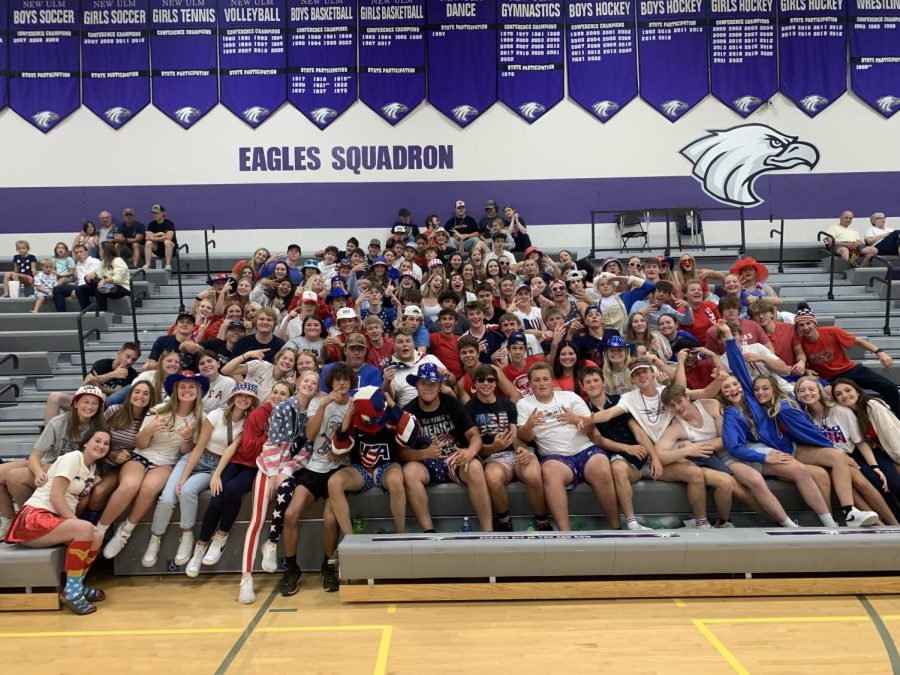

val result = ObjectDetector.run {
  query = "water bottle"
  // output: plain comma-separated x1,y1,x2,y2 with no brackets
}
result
352,516,366,534
526,520,535,532
461,516,472,532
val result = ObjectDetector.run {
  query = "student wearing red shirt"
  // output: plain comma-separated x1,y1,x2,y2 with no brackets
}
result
795,303,899,417
429,309,463,378
455,336,519,404
748,299,805,374
501,331,545,396
362,316,394,369
704,295,771,355
682,280,721,345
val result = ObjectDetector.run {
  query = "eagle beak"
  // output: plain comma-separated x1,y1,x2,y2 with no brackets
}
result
765,141,819,170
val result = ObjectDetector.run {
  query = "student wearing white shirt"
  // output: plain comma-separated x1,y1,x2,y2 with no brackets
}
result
516,362,620,531
53,244,102,312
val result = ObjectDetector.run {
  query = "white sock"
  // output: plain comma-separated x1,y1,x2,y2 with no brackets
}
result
122,520,136,533
96,523,109,535
780,517,800,528
817,513,837,527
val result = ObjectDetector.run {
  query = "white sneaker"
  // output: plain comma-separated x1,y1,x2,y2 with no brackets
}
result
141,534,162,567
239,574,256,604
0,516,12,540
185,542,207,578
165,265,172,272
202,531,229,565
141,264,150,270
626,519,652,531
260,540,278,573
174,531,195,566
102,522,132,559
845,507,879,528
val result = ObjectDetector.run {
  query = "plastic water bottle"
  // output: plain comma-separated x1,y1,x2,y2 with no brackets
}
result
352,517,366,534
526,520,535,532
461,516,472,532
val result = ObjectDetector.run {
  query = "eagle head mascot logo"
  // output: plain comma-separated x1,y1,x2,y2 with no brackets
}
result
518,102,546,120
662,100,689,118
104,107,132,125
311,107,337,126
800,95,828,114
242,106,270,124
381,102,409,121
174,106,201,126
877,95,900,115
733,95,761,114
452,104,479,123
680,124,820,207
32,111,60,130
591,100,619,119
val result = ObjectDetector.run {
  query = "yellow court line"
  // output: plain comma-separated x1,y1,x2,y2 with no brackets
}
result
387,603,397,614
699,615,877,625
374,625,393,675
672,598,687,608
692,620,750,675
0,627,243,639
256,625,390,633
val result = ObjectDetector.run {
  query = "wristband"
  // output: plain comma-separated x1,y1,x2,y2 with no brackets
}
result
874,348,884,354
870,464,880,469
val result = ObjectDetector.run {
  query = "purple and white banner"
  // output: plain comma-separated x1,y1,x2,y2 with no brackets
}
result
0,0,8,111
778,1,846,117
359,0,426,125
709,0,776,117
637,0,709,121
150,0,218,129
427,0,498,127
8,0,80,132
81,0,151,129
287,0,357,129
218,0,286,128
497,0,563,123
565,0,637,122
849,0,900,118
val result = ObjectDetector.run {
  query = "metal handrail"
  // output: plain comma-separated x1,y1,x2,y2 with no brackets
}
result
204,224,217,279
76,302,101,379
0,383,21,400
174,243,190,313
589,205,745,257
816,231,837,301
127,269,146,346
868,256,895,336
0,354,20,371
768,213,785,274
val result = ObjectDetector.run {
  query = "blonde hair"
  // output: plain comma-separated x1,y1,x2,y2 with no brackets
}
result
601,357,631,395
753,374,798,418
151,380,205,426
15,239,29,249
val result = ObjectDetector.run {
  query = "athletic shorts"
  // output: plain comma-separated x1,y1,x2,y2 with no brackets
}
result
96,458,123,477
484,449,517,471
351,462,398,493
722,443,776,474
421,457,469,486
5,505,66,544
690,453,732,474
128,452,157,472
609,451,647,471
295,467,341,501
151,242,168,258
540,445,608,489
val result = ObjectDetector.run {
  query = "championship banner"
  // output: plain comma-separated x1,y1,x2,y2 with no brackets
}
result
427,0,498,127
287,0,357,129
637,0,709,121
150,0,218,128
709,0,776,117
565,0,637,122
81,0,151,129
497,0,563,123
359,0,426,125
218,0,286,128
8,0,80,132
0,0,8,111
849,0,900,118
778,0,846,117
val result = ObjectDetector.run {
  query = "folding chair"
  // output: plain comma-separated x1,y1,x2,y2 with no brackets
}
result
674,209,705,251
616,211,650,253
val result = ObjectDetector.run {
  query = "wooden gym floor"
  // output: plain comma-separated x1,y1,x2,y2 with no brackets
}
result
2,574,900,674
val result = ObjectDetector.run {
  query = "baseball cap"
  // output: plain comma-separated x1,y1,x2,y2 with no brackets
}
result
515,284,531,295
369,238,381,247
427,259,444,270
226,319,246,331
336,307,357,321
122,208,135,216
507,331,527,347
566,270,583,282
175,312,195,324
628,358,654,375
398,208,411,217
392,225,407,235
525,245,542,257
455,200,466,208
151,204,165,213
485,199,498,209
72,385,106,405
301,290,318,303
403,305,423,317
371,257,388,267
344,333,366,348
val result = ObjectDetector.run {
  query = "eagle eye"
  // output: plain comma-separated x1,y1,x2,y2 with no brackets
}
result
767,137,787,150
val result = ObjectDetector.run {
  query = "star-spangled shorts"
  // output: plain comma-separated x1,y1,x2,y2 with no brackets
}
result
540,446,608,489
351,462,399,493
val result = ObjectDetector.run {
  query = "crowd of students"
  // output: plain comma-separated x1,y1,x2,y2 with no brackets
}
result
2,202,900,615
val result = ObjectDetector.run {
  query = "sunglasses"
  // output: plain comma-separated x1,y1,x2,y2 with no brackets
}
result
475,376,497,383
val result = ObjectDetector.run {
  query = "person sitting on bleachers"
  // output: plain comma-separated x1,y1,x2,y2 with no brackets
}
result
729,257,781,307
516,361,619,531
0,385,107,540
794,303,900,418
865,212,900,258
4,429,113,615
52,244,101,312
259,244,303,285
825,211,878,267
704,296,771,355
231,308,286,364
75,242,130,312
746,299,806,377
143,312,200,373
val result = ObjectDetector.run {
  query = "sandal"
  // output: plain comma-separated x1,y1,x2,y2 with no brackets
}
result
59,591,97,615
82,587,106,602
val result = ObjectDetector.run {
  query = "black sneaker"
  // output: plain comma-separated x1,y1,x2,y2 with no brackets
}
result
536,521,554,532
321,561,339,592
279,566,301,596
494,518,514,532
